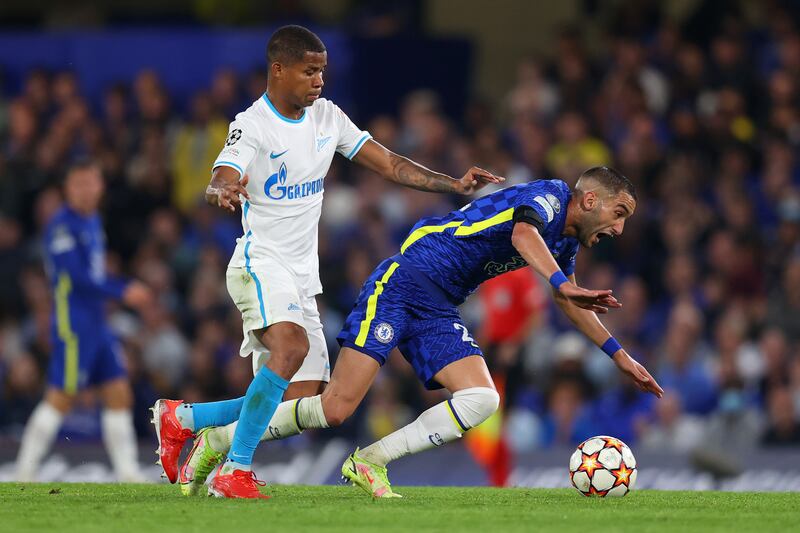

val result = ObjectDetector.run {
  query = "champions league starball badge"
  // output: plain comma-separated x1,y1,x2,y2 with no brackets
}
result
225,129,242,146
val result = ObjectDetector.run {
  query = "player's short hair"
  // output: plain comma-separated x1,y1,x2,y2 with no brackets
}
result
578,166,636,201
62,157,101,185
267,25,326,65
66,157,101,176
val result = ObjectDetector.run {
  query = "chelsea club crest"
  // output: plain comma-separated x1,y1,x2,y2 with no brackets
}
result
374,322,394,344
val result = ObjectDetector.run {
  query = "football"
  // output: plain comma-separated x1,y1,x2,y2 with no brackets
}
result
569,435,637,497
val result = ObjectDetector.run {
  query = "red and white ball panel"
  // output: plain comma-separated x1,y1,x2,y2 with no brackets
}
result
568,435,637,497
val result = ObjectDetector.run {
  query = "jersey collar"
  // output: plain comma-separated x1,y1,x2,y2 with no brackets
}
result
262,93,306,124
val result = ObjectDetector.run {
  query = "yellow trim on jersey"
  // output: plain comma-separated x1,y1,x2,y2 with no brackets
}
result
400,221,463,253
355,262,400,347
399,208,515,253
55,273,79,394
453,208,514,236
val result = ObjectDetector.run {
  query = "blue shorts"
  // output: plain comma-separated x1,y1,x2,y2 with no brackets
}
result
48,328,127,394
337,255,483,390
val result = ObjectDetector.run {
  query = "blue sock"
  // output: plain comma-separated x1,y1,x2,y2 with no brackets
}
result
227,366,289,467
175,398,245,432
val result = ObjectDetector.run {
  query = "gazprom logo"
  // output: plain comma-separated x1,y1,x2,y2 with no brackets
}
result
264,162,324,200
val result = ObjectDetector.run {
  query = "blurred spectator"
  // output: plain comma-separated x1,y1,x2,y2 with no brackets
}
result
703,356,763,451
766,256,800,342
655,301,718,414
545,112,612,180
478,268,547,407
638,391,704,452
761,387,800,446
171,91,228,213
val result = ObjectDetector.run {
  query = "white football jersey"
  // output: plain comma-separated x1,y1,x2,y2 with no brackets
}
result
213,94,371,296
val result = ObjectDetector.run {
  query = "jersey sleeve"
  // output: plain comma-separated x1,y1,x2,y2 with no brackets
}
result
512,180,567,232
46,222,128,299
332,103,372,160
212,117,262,178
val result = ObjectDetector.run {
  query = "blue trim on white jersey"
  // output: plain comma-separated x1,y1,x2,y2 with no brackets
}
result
262,93,306,124
213,161,244,177
346,133,372,160
243,228,267,328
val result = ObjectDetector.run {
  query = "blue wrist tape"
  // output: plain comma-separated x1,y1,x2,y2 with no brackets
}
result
601,337,622,358
549,271,569,290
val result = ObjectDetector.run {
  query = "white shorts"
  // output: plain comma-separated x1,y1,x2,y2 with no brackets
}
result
226,266,330,383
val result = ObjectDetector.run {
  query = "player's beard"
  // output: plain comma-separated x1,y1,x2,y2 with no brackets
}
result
577,210,602,247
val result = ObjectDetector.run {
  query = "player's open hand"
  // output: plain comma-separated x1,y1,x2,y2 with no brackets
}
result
612,351,664,398
458,166,504,194
211,174,250,212
558,283,621,314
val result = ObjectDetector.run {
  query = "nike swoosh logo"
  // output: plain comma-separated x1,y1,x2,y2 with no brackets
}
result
270,149,289,159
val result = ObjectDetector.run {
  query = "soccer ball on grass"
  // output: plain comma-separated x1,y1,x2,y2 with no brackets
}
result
569,435,637,497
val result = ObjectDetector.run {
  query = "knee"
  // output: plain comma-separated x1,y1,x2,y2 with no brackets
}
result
282,339,310,366
266,324,310,368
101,379,133,410
45,389,74,414
451,387,500,429
320,394,355,427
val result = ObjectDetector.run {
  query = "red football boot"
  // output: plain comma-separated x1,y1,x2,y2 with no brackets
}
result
208,466,270,500
151,399,194,483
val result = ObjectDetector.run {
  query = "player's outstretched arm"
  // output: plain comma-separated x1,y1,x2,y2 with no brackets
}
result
205,166,250,212
352,139,504,194
510,223,620,313
511,222,662,397
552,277,663,398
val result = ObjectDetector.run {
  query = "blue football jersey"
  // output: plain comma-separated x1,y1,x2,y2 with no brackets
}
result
399,179,579,304
44,207,128,331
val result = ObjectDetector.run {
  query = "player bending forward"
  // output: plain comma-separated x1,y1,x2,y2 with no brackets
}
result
151,24,501,499
175,166,663,498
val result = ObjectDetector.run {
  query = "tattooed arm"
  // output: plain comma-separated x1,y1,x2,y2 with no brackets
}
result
352,139,503,194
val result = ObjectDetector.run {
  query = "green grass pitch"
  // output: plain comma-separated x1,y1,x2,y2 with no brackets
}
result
1,483,796,533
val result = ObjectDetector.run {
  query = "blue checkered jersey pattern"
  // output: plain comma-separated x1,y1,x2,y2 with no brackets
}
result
399,179,579,304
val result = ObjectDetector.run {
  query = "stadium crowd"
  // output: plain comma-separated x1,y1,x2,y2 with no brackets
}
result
2,4,800,458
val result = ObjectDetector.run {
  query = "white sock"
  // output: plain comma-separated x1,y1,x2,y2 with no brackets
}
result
296,395,330,430
101,409,142,482
359,387,500,466
16,402,64,481
206,396,329,454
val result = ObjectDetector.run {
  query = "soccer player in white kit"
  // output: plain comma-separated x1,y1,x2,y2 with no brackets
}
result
152,25,502,499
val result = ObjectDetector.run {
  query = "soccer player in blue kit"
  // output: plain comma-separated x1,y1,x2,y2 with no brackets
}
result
179,165,663,498
15,160,153,482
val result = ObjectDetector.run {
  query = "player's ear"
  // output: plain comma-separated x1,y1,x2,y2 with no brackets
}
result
582,191,596,211
270,61,283,79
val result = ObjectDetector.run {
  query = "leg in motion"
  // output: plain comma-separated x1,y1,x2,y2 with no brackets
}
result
178,380,325,496
347,356,499,498
208,322,308,499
